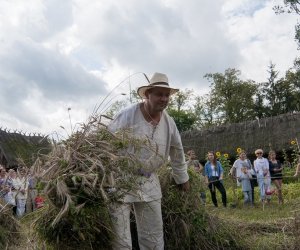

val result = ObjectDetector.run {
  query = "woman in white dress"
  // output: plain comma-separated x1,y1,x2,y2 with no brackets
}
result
253,149,271,203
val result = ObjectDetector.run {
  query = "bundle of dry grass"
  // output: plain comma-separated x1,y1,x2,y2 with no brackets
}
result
160,168,244,250
0,200,20,249
32,121,154,249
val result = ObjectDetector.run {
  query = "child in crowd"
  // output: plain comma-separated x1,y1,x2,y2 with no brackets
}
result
238,166,253,205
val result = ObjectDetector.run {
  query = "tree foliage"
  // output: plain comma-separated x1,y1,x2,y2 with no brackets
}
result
253,83,266,119
204,69,257,124
168,89,194,112
167,109,197,132
274,0,300,15
262,62,300,116
167,89,197,132
274,0,300,47
193,94,221,128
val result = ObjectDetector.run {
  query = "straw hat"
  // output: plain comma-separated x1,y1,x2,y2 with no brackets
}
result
137,72,179,99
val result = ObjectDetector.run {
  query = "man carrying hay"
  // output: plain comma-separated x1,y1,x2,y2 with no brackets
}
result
108,72,190,250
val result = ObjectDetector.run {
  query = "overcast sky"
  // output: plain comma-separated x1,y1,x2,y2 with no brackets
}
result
0,0,298,138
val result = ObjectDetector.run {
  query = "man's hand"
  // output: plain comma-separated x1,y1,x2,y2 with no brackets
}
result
179,181,190,192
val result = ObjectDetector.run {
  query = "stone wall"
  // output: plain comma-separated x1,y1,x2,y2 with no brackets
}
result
181,112,300,161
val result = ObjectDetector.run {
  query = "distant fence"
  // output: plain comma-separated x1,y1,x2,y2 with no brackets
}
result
181,112,300,161
0,128,50,167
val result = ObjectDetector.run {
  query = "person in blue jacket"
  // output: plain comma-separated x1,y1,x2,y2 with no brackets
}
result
204,151,227,207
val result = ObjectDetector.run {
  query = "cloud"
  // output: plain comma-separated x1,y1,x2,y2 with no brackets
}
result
0,0,298,134
71,0,241,85
0,37,109,134
2,39,106,98
223,0,299,81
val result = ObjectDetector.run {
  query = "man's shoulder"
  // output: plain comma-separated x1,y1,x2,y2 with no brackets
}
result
114,103,139,118
108,103,139,132
113,103,139,121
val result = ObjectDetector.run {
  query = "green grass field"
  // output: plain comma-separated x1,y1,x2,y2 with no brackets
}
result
206,176,300,250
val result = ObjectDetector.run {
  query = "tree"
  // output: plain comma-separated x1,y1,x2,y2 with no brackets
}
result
204,68,257,124
193,93,222,128
168,89,194,112
284,58,300,111
253,83,266,119
274,1,300,47
263,63,280,116
167,89,197,132
262,63,296,116
167,109,197,132
272,1,300,112
274,0,300,14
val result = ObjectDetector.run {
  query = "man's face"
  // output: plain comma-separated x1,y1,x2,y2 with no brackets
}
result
146,87,171,112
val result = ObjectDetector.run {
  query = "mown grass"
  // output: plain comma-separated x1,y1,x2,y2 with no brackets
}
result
206,177,300,250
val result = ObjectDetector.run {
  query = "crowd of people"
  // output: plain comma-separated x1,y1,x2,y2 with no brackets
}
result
187,148,300,207
0,165,42,217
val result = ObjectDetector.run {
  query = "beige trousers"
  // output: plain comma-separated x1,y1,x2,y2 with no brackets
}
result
110,199,164,250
